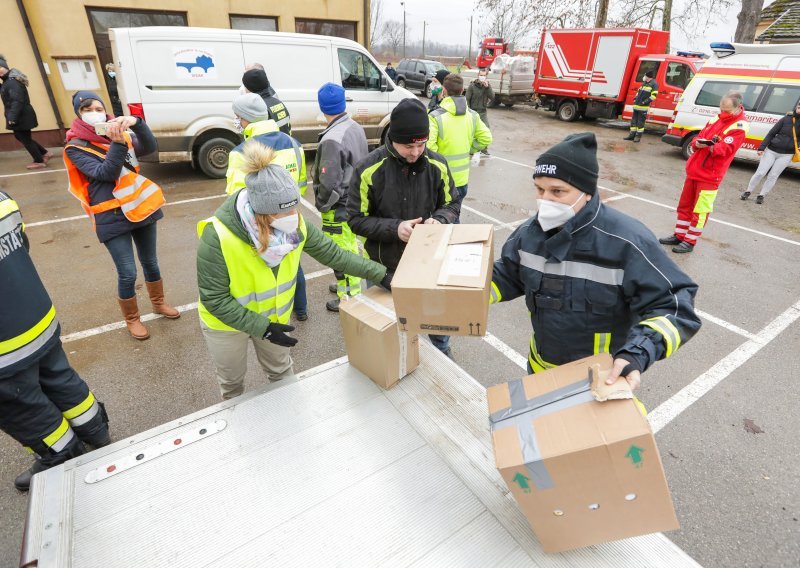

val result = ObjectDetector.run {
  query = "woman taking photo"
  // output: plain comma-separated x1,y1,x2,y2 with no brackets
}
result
197,140,390,400
63,90,178,340
741,99,800,204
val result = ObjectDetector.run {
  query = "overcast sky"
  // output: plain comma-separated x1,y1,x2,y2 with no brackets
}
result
378,0,758,54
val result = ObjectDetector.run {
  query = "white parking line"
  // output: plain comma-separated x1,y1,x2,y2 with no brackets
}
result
694,309,757,340
648,298,800,433
482,332,527,370
0,168,67,178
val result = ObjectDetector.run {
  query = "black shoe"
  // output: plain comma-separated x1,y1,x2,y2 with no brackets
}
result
14,459,48,492
294,312,308,321
740,191,751,200
326,299,340,312
623,132,636,141
633,134,642,143
672,241,694,253
328,283,338,294
756,195,764,204
480,149,490,155
659,235,681,245
85,433,112,450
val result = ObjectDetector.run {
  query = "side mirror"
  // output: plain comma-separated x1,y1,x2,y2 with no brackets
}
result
381,75,391,92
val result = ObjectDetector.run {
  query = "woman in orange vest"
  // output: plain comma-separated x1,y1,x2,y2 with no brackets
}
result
63,91,178,339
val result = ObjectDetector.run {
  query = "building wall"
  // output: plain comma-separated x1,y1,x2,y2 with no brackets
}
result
1,0,367,149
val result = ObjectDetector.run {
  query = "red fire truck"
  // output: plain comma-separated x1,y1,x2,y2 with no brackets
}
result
533,28,703,123
477,37,509,68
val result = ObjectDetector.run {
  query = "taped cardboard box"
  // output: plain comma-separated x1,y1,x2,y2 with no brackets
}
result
487,354,679,553
392,224,493,337
339,287,420,389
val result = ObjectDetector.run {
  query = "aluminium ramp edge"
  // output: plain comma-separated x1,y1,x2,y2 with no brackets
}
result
21,342,700,567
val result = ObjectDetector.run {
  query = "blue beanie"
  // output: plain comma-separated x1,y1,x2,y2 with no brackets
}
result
72,91,104,115
317,83,346,115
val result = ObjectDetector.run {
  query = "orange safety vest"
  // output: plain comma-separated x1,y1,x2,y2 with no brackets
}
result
64,132,165,227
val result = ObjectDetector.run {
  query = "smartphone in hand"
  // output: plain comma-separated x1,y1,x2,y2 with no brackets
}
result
93,122,111,136
696,138,715,146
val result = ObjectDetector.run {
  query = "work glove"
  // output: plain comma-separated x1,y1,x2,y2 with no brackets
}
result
263,322,298,347
379,271,394,291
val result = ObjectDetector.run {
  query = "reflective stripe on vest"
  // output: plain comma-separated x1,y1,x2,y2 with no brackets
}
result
434,109,479,186
197,215,307,331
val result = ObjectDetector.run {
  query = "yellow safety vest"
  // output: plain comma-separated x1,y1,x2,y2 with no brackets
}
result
197,214,307,332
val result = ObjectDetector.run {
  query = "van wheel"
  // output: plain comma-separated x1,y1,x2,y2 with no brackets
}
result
556,100,579,122
424,82,432,98
502,101,515,107
397,78,406,88
197,138,235,179
681,133,698,160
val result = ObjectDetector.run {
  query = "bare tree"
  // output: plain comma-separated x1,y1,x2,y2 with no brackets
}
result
735,0,765,42
370,0,385,48
382,20,405,56
595,0,610,27
477,0,597,46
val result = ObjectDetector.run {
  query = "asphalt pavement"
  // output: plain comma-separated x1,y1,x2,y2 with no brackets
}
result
0,104,798,567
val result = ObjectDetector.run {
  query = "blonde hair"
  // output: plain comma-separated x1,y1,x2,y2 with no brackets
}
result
242,140,279,253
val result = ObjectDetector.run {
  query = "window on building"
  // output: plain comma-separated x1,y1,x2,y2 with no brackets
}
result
230,15,278,32
635,61,661,82
759,85,800,115
296,18,357,41
338,49,381,90
695,81,764,111
665,62,694,90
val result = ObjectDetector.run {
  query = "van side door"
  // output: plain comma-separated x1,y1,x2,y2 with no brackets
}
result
336,47,389,144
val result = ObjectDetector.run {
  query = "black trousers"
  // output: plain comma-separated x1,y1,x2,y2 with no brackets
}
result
0,340,108,465
630,109,647,133
13,130,47,163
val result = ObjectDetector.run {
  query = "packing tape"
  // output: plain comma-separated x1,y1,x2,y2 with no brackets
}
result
350,294,408,378
490,376,596,490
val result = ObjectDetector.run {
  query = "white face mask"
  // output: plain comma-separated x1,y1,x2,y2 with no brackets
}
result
81,111,106,126
536,193,585,232
270,213,299,234
233,117,243,133
107,71,116,78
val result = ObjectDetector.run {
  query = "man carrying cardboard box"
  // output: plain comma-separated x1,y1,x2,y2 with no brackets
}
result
347,98,460,358
490,133,702,389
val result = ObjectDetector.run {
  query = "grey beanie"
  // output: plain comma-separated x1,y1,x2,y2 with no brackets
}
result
232,93,269,123
246,165,300,215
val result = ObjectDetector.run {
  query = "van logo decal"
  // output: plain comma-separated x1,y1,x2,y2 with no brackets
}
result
174,48,217,79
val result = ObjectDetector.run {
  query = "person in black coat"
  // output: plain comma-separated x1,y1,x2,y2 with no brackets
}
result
0,55,52,169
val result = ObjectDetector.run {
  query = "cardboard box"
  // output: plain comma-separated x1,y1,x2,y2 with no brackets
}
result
392,224,493,337
339,287,420,389
487,354,679,553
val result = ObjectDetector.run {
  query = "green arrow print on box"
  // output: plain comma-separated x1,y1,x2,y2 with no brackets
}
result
626,444,645,467
512,472,532,493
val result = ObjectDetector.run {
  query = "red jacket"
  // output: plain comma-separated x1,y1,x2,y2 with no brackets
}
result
685,108,749,185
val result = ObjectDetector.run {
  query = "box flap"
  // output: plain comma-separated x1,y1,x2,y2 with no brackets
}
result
448,224,493,245
338,288,396,332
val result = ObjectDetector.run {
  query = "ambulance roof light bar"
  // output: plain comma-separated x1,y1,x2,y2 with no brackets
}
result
709,42,736,58
676,50,707,59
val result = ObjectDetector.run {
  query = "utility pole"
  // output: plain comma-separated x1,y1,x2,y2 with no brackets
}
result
422,21,427,58
401,1,406,58
467,14,474,64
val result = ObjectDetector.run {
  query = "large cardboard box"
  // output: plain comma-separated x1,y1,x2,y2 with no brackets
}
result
339,287,420,389
487,354,679,553
392,224,493,337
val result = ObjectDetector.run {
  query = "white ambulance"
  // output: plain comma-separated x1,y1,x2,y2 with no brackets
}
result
662,42,800,168
109,26,415,178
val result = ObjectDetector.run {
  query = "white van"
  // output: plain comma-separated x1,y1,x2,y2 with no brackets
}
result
663,42,800,168
109,26,415,177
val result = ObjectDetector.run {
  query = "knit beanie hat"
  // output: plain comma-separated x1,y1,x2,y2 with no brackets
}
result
387,98,429,144
318,82,347,115
240,140,301,215
534,132,599,196
0,56,8,70
434,69,450,84
242,69,270,93
72,90,104,115
232,93,270,123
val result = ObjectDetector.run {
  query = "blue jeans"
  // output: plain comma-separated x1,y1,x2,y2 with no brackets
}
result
454,184,468,224
294,263,308,316
103,223,161,299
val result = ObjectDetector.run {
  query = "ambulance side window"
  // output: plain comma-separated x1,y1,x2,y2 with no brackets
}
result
759,85,800,115
695,81,764,111
635,61,661,82
665,62,694,90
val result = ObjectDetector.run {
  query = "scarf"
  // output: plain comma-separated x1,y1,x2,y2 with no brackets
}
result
66,117,114,145
235,190,300,268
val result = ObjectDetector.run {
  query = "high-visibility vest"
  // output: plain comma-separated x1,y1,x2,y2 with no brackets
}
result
428,97,492,187
0,194,59,370
197,213,307,332
64,133,165,228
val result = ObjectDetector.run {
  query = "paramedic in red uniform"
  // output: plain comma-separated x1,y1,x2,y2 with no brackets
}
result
659,91,749,253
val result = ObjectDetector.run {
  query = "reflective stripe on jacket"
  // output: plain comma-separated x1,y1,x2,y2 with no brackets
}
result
428,96,492,187
632,79,658,110
197,214,307,332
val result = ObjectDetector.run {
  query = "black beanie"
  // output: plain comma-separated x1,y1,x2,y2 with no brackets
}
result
0,56,8,70
388,98,429,144
242,69,270,93
534,132,599,195
434,69,449,84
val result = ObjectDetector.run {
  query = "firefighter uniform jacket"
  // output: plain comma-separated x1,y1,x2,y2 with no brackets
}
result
491,196,701,374
632,78,658,110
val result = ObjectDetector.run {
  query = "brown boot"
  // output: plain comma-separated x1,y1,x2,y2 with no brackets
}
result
118,297,150,340
145,279,180,319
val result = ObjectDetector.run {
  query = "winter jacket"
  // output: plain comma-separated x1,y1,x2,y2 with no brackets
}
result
428,96,492,187
632,78,658,110
385,66,397,81
1,70,37,131
466,80,495,113
64,118,161,243
685,107,749,185
197,192,387,337
491,195,701,374
252,87,291,135
312,114,368,221
758,113,799,154
347,142,460,272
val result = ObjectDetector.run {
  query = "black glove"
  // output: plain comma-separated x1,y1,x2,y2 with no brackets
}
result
263,322,298,347
379,271,393,291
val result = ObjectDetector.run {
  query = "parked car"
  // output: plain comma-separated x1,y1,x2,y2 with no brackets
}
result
394,59,449,97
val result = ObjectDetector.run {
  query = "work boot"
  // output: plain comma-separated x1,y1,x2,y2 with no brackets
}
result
84,402,111,450
623,132,636,141
672,241,695,253
659,235,681,245
294,311,308,322
15,443,85,492
633,133,642,143
145,279,180,319
118,297,149,340
326,298,340,312
756,195,765,204
740,191,751,200
328,283,338,294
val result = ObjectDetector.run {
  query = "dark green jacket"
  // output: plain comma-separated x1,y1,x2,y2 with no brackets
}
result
197,192,387,337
